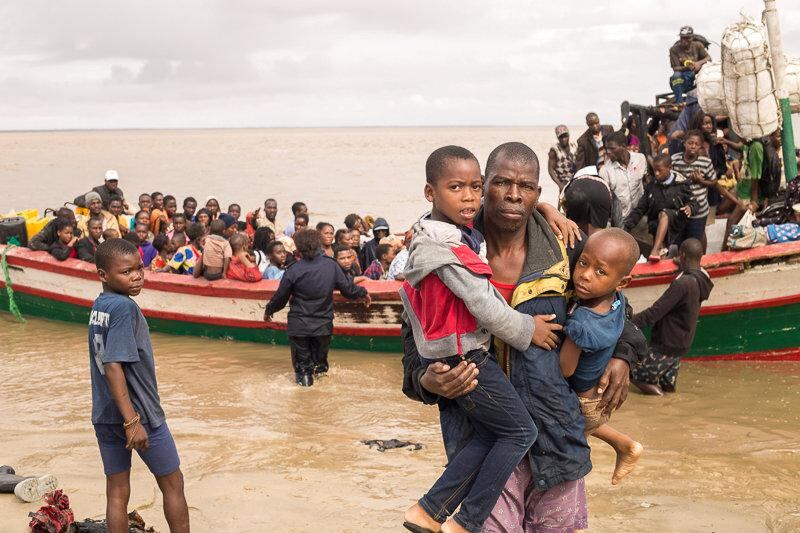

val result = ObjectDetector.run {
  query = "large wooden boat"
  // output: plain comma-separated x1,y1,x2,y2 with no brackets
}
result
2,242,799,360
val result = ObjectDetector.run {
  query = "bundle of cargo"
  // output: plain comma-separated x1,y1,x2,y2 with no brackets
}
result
696,62,728,116
721,16,781,140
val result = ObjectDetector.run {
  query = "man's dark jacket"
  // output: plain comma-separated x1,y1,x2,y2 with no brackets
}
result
575,125,614,170
266,253,367,337
73,184,125,210
401,210,646,492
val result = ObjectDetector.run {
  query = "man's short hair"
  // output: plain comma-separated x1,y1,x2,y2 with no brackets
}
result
163,195,176,205
332,243,350,257
344,213,361,229
485,142,540,181
95,238,139,271
586,112,599,124
182,196,196,207
295,213,309,224
229,232,247,251
425,145,480,185
264,198,277,206
291,201,307,215
680,238,704,262
653,153,672,167
139,193,152,201
603,131,628,147
108,195,123,205
684,129,705,143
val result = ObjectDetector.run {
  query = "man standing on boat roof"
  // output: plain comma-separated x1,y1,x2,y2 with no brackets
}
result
548,125,577,190
669,26,710,104
73,170,128,212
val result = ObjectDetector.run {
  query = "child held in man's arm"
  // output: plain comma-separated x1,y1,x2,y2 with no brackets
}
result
559,228,643,486
402,146,562,533
89,239,189,532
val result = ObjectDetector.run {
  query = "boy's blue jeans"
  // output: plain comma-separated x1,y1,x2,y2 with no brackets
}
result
419,350,537,533
670,70,695,103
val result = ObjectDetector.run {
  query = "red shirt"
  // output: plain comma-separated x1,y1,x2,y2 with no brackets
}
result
490,278,515,304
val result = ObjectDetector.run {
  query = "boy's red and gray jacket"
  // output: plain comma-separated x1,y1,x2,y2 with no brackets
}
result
399,218,534,359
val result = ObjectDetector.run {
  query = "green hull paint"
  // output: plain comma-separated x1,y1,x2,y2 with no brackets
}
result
2,290,798,356
0,290,403,353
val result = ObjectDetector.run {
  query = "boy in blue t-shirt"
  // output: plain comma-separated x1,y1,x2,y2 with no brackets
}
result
89,239,189,532
559,228,643,486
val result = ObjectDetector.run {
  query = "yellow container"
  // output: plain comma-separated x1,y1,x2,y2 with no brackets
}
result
26,217,51,240
17,209,39,220
75,207,89,217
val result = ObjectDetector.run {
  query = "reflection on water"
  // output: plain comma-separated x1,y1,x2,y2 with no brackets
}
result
1,314,799,532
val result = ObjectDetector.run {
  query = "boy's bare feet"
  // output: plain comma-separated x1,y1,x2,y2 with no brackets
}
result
441,518,470,533
612,441,643,485
404,503,441,533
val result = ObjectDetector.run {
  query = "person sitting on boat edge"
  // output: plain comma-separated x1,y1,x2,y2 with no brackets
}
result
559,229,643,486
135,223,157,268
264,229,370,387
72,169,127,212
263,240,287,281
150,234,175,272
363,243,395,280
623,153,696,262
194,219,231,281
283,201,308,238
77,191,119,237
226,233,262,282
168,222,205,275
333,244,366,283
631,238,713,395
76,217,104,263
48,217,78,261
89,238,190,532
669,26,710,104
28,208,83,251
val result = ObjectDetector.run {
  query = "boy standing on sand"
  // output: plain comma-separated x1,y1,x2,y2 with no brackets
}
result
89,239,189,533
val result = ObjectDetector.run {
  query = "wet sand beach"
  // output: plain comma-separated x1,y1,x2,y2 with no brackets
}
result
2,315,799,532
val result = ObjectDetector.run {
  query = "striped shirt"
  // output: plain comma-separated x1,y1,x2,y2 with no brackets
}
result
670,153,716,219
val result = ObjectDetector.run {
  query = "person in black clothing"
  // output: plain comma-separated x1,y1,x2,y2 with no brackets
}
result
265,229,370,386
72,170,126,210
76,217,104,263
358,217,390,270
631,238,713,395
624,153,696,261
575,112,614,170
28,208,82,251
48,218,78,261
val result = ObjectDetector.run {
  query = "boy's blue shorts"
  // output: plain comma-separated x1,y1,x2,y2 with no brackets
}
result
94,422,180,477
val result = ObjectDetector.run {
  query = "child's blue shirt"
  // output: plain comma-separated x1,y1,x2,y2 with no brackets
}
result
88,292,165,427
565,292,626,393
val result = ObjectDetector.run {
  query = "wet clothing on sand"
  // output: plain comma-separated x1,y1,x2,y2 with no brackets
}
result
88,292,165,427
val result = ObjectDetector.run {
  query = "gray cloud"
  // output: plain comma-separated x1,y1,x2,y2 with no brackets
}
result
0,0,799,129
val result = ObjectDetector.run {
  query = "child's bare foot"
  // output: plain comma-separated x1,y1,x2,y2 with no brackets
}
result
404,503,441,533
441,518,470,533
612,441,643,485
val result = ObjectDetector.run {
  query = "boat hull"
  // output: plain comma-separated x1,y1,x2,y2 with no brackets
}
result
3,243,800,359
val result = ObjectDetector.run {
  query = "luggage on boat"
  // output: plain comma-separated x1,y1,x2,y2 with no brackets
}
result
0,216,28,247
721,17,781,140
784,56,800,113
696,62,728,116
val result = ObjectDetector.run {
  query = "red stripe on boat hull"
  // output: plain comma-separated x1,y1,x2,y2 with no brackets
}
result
687,347,800,361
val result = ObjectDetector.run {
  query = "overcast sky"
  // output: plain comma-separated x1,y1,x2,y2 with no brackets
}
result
1,1,799,130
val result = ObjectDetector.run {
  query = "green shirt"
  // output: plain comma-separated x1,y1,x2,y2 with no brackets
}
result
740,141,764,200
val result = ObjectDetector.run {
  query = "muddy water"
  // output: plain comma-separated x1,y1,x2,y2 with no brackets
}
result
1,314,799,532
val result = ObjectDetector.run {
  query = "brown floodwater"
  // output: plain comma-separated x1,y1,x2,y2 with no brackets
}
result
1,314,799,532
